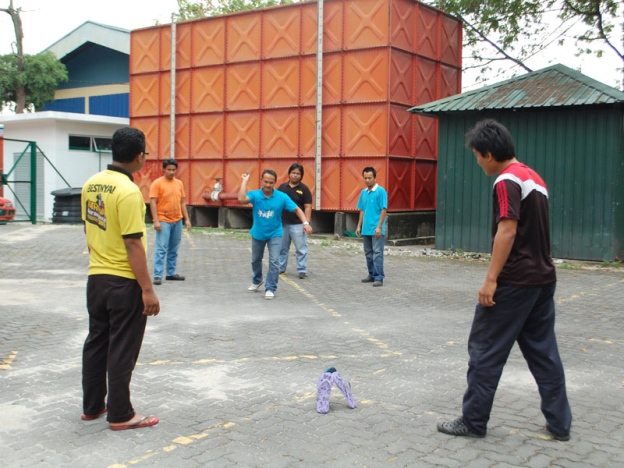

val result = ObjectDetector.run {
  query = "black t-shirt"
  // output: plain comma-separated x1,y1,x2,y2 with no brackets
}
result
492,162,556,287
277,182,312,225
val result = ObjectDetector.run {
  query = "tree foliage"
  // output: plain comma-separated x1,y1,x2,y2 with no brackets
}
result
214,0,296,16
428,0,623,88
561,0,623,61
176,0,296,20
0,52,68,111
1,1,69,112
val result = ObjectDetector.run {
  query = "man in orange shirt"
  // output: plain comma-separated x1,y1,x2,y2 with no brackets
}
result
149,159,192,285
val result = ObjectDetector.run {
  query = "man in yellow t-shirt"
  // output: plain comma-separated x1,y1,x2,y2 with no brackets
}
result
81,127,160,431
149,158,191,285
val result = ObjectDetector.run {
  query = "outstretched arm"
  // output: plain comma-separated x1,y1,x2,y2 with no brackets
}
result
238,173,251,204
293,207,313,235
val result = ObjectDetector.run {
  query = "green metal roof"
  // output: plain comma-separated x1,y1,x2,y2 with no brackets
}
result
408,64,624,115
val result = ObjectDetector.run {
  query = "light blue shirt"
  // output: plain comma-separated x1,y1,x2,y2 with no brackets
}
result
357,184,387,236
247,189,297,240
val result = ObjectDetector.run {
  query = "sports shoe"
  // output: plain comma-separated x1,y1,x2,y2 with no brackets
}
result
545,424,570,441
298,272,307,279
373,280,383,287
248,280,264,292
265,290,275,300
316,372,333,414
166,274,185,281
153,277,162,285
361,276,374,283
331,372,357,409
437,417,485,438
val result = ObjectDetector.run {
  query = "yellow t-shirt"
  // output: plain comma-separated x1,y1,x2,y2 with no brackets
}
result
149,176,185,223
81,166,147,278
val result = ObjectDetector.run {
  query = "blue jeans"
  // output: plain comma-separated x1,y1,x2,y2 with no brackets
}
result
362,235,385,281
153,220,182,278
279,224,308,274
251,236,281,292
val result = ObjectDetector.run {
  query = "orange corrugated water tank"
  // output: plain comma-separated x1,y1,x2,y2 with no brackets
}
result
130,0,461,212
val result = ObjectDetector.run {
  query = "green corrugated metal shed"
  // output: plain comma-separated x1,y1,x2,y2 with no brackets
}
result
408,64,624,261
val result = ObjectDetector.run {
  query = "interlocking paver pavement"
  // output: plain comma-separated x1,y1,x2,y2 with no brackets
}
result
0,223,623,467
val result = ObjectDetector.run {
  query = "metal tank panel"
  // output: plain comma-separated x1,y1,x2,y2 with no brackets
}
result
130,0,462,212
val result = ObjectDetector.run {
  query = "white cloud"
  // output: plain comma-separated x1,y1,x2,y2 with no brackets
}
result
0,0,178,54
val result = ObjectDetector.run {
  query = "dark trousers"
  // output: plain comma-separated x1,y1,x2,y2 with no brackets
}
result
82,275,147,423
462,283,572,436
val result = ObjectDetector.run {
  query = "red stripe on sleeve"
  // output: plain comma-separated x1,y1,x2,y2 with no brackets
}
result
496,182,508,218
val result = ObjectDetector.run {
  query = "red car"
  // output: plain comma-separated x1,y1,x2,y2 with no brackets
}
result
0,196,16,223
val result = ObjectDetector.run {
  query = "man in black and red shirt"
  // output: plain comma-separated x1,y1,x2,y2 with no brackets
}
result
437,119,572,441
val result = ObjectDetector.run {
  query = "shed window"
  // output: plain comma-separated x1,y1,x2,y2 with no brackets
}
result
69,135,113,153
69,135,91,151
93,137,112,152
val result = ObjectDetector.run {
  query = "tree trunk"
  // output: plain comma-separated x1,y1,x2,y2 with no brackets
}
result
1,0,26,112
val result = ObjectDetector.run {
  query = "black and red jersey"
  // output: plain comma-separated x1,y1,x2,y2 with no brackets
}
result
492,162,556,287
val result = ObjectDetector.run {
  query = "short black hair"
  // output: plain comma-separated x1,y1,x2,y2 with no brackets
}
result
112,127,146,163
262,169,277,181
288,163,304,178
465,119,516,162
362,166,376,178
162,158,178,169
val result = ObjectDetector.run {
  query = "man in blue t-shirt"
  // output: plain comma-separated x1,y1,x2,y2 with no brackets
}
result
356,166,388,287
238,170,313,300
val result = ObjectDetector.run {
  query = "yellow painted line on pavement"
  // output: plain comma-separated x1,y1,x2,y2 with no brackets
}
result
183,230,196,248
557,277,624,304
556,291,599,304
130,274,403,371
108,422,236,468
587,337,614,345
0,351,18,370
282,276,402,356
138,354,340,367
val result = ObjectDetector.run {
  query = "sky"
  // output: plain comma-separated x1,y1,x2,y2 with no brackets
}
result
0,0,622,92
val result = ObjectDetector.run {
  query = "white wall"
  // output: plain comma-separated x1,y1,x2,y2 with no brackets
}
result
0,112,127,221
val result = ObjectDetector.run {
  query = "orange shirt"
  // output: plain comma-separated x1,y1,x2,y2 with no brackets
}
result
149,176,185,223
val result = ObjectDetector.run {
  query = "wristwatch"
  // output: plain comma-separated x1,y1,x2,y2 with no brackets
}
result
303,222,310,225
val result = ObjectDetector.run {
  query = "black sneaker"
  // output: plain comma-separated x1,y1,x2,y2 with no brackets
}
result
153,277,162,285
361,277,374,283
373,280,383,287
546,424,570,441
298,272,307,279
166,274,185,281
437,417,485,438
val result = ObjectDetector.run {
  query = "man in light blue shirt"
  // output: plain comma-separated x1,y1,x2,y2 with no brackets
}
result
239,170,313,299
356,167,387,287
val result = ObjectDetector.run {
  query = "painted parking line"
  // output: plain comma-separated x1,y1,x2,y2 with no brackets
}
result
107,421,236,468
0,350,18,370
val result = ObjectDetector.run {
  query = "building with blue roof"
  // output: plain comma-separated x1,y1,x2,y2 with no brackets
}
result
41,21,130,117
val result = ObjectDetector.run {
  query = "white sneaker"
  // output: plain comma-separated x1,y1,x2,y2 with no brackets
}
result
248,280,264,292
265,290,275,300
